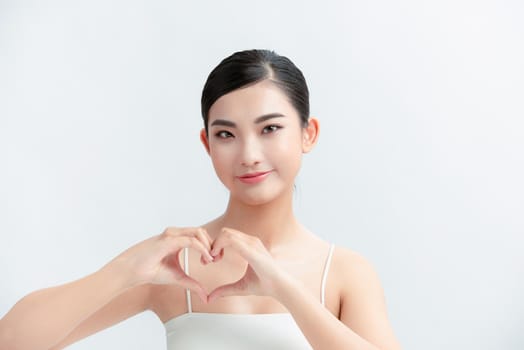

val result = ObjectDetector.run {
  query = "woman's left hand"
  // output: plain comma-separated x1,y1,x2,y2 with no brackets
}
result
207,227,291,303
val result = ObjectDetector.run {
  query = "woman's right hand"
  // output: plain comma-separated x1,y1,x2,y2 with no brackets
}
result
107,226,214,303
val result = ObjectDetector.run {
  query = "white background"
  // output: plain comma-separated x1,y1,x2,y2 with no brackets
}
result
1,1,523,349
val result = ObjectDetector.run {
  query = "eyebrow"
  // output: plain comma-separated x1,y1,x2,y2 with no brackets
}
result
210,113,286,128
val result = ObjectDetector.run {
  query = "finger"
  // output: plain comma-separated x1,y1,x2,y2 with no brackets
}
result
164,226,201,238
211,228,249,259
170,236,214,263
196,227,213,248
210,246,224,262
177,228,214,260
198,228,212,251
210,227,234,257
208,277,248,303
200,254,212,265
181,227,212,251
177,274,209,304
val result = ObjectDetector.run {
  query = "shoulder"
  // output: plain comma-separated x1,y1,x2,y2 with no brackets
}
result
331,245,375,275
329,248,402,349
330,246,383,299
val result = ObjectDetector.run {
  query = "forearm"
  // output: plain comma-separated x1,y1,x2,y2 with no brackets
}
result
0,263,132,350
276,277,380,350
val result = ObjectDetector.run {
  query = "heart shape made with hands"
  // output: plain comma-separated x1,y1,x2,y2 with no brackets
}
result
174,228,263,304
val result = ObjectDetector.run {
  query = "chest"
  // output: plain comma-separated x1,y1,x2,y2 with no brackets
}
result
151,244,340,322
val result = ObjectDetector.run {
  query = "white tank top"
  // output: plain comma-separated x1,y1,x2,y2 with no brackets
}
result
163,243,336,349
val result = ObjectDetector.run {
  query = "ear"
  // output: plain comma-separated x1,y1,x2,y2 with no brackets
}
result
200,128,210,155
302,117,320,153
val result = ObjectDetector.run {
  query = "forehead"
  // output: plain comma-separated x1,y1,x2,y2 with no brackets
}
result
208,80,298,123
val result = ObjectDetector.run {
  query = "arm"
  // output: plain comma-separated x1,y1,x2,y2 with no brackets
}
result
0,226,215,350
0,263,146,350
276,249,402,350
49,279,152,350
207,228,402,350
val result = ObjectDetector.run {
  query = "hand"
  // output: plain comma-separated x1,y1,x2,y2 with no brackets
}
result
207,227,290,303
107,226,214,303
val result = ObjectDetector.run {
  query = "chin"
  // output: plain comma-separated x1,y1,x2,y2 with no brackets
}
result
227,184,287,207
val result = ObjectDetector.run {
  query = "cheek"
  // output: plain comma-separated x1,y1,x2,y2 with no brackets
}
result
209,145,236,184
271,137,303,173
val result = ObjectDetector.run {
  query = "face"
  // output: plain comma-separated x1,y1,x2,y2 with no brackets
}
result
200,79,318,206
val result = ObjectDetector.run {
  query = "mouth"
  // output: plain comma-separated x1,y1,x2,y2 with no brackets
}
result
237,170,273,184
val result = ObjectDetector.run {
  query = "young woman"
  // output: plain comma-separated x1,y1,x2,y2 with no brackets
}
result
0,49,402,350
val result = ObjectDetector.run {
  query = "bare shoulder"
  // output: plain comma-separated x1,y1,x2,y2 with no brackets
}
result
331,246,381,294
330,245,387,312
331,246,402,350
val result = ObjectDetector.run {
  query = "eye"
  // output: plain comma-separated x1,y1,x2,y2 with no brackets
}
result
215,130,233,139
262,124,282,134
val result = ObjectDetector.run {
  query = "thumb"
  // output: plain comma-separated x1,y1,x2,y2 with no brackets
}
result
178,275,209,304
208,277,248,303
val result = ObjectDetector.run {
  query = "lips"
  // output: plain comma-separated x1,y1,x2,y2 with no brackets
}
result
239,171,272,178
237,170,272,184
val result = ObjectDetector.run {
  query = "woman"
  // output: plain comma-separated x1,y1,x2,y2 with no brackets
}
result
0,49,402,350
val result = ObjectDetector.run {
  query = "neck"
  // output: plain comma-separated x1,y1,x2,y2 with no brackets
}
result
216,187,300,248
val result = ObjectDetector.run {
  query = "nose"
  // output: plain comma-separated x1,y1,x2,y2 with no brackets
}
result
240,136,262,167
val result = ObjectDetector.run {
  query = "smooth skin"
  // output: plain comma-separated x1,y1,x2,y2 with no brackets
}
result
0,80,402,350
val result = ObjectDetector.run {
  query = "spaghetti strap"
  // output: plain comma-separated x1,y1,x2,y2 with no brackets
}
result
184,247,192,313
320,243,335,307
186,244,333,312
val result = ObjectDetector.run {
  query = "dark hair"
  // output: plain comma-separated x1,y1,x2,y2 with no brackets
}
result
201,49,310,135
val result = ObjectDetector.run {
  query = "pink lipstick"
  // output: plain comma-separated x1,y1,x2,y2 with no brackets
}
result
237,170,272,184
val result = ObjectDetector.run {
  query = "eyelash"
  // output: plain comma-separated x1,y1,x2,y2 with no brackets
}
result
262,124,282,134
214,124,283,139
215,130,233,138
